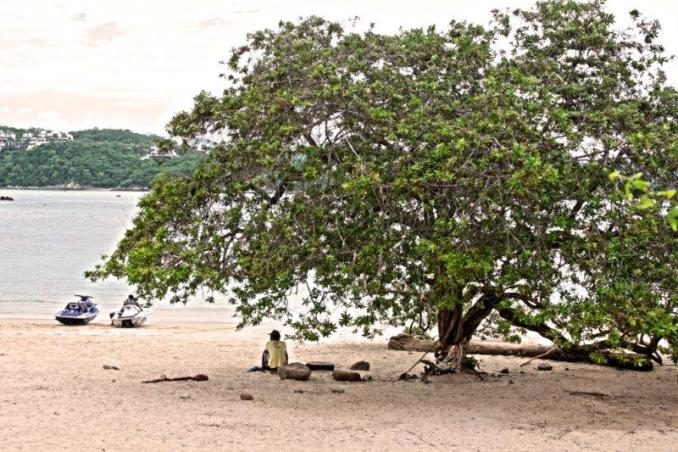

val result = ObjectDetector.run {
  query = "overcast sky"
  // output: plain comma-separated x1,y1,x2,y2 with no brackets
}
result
1,0,676,134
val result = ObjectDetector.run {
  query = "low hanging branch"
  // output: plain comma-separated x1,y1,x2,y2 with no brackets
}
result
387,334,653,371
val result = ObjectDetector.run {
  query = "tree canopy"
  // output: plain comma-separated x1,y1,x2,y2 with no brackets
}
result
89,0,677,365
0,128,204,189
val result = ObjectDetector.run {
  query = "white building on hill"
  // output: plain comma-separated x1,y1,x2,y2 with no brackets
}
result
1,128,74,151
140,145,178,160
0,130,17,150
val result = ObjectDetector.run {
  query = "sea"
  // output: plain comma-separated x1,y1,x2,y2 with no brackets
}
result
0,189,235,324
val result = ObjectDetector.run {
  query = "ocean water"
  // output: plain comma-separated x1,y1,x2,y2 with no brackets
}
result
0,189,234,323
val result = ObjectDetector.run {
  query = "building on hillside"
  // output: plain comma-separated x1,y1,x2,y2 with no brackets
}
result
0,130,18,150
49,131,73,141
191,137,216,152
21,129,74,150
140,145,178,160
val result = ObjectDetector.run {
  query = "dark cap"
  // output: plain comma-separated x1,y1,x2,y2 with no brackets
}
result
269,330,281,340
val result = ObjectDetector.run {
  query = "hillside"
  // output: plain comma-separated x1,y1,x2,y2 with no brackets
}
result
0,127,205,189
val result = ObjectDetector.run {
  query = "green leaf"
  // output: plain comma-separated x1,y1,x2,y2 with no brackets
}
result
637,195,655,209
668,206,678,232
631,179,649,192
655,189,676,200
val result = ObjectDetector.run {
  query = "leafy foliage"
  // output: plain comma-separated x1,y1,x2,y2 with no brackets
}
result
0,128,204,188
90,1,677,362
609,171,677,230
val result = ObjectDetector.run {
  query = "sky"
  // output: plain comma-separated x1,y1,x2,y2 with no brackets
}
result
1,0,677,135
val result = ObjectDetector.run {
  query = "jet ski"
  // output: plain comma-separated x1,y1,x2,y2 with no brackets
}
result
110,304,150,328
56,295,99,325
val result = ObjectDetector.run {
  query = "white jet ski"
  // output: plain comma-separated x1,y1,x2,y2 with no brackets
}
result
110,304,150,328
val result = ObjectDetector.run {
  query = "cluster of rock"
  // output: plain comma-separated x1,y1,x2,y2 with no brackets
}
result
276,360,371,383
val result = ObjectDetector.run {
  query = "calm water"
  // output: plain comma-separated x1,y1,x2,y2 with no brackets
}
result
0,189,234,323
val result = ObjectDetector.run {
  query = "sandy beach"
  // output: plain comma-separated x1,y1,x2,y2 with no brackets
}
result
0,320,676,451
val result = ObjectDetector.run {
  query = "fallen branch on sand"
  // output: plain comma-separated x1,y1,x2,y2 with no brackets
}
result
142,374,209,383
565,390,609,400
519,348,556,367
399,351,429,380
388,334,653,371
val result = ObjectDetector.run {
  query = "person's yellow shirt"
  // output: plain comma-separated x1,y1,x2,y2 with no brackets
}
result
265,340,288,369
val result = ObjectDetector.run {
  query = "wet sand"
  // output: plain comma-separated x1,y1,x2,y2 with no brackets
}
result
0,320,676,451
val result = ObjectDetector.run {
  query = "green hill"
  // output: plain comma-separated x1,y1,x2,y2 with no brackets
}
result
0,128,205,189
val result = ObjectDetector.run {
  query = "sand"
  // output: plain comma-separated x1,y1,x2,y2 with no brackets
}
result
0,320,676,451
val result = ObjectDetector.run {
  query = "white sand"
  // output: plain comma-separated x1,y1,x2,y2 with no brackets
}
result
0,320,676,451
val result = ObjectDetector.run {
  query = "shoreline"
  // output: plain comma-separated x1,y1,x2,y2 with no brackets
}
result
0,186,149,192
1,319,676,451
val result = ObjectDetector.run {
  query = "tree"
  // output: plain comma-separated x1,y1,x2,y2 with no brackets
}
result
88,0,677,366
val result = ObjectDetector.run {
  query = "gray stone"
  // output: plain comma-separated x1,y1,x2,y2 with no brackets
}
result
278,363,312,381
333,369,362,382
537,363,553,371
500,368,510,374
350,361,370,371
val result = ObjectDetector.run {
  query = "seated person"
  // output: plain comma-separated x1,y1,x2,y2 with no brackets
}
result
123,294,141,308
113,294,141,319
261,330,288,371
78,296,91,313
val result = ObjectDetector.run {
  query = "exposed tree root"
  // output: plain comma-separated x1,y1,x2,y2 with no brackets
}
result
388,334,653,371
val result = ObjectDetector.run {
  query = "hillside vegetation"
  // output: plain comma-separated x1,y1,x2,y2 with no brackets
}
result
0,128,204,188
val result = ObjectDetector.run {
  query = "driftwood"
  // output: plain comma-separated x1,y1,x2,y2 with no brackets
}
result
142,373,209,383
388,334,653,371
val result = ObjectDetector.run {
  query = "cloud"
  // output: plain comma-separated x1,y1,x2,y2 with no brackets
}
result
73,12,87,22
233,9,261,15
83,22,126,46
0,89,176,133
196,18,235,30
0,37,48,47
36,110,63,120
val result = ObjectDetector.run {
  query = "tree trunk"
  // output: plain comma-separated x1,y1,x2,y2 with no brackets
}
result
437,305,465,349
437,292,500,348
435,292,501,369
387,334,653,371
